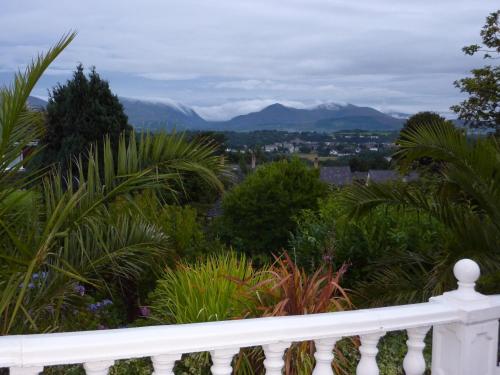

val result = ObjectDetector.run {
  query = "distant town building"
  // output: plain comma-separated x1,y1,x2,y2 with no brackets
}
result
319,166,352,186
264,144,279,152
403,171,420,183
319,165,419,187
367,170,399,184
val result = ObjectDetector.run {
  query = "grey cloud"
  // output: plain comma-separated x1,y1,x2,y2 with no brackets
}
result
0,0,496,119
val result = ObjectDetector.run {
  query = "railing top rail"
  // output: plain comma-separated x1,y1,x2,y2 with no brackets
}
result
2,259,500,370
0,300,466,367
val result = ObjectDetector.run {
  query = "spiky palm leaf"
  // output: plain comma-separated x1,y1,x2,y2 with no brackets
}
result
0,32,75,188
342,121,500,304
0,37,228,334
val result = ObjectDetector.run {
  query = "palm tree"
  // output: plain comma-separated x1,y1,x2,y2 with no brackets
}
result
341,121,500,305
0,34,227,334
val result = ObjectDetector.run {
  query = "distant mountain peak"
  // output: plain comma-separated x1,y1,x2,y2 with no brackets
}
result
120,97,196,116
26,95,405,132
315,102,344,111
27,96,48,109
265,103,289,110
118,97,206,129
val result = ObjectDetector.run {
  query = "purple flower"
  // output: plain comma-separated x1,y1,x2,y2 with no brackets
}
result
88,303,98,312
74,284,85,296
28,282,35,289
32,271,48,280
102,299,113,306
139,306,151,317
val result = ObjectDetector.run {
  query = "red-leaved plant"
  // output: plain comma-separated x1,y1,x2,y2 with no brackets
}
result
236,252,354,374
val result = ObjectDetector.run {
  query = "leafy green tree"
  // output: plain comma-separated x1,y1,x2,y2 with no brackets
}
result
218,158,328,258
41,64,131,165
451,10,500,135
397,112,453,171
401,112,448,134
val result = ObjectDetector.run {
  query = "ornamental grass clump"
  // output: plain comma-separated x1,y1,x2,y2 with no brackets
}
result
150,252,262,324
150,252,265,374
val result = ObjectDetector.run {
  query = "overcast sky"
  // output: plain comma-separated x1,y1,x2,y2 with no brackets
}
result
0,1,496,120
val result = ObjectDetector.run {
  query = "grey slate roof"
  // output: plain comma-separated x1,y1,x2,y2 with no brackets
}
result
403,171,420,182
320,166,352,185
368,170,399,183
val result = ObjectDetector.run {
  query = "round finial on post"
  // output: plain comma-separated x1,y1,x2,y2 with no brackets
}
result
453,259,480,294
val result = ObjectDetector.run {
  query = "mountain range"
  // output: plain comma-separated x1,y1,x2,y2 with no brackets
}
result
27,96,408,132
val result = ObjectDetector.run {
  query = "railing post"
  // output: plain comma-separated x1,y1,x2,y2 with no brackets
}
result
210,348,239,375
312,337,339,375
83,360,114,375
152,353,182,374
356,332,385,375
430,259,500,375
263,341,291,375
403,326,430,375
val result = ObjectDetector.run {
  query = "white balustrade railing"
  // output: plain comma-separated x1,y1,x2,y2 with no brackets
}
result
1,259,499,375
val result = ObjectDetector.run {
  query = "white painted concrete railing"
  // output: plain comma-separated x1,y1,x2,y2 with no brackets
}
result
1,259,499,375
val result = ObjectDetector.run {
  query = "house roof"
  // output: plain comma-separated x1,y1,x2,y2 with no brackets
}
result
403,171,420,182
320,166,352,185
368,169,399,183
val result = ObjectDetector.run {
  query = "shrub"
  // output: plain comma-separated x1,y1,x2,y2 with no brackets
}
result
290,191,444,303
218,158,328,259
150,252,262,324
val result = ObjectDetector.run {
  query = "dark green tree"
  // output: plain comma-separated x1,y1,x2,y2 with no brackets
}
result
218,158,328,258
397,112,451,171
451,10,500,135
401,112,448,134
41,64,130,165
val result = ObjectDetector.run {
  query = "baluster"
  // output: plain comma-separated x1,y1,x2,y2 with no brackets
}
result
356,332,385,375
263,341,291,375
10,367,43,375
210,348,239,375
83,360,114,375
312,337,339,375
152,353,182,375
403,327,430,375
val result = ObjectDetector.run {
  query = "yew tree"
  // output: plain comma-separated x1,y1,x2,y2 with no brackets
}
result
41,64,130,165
